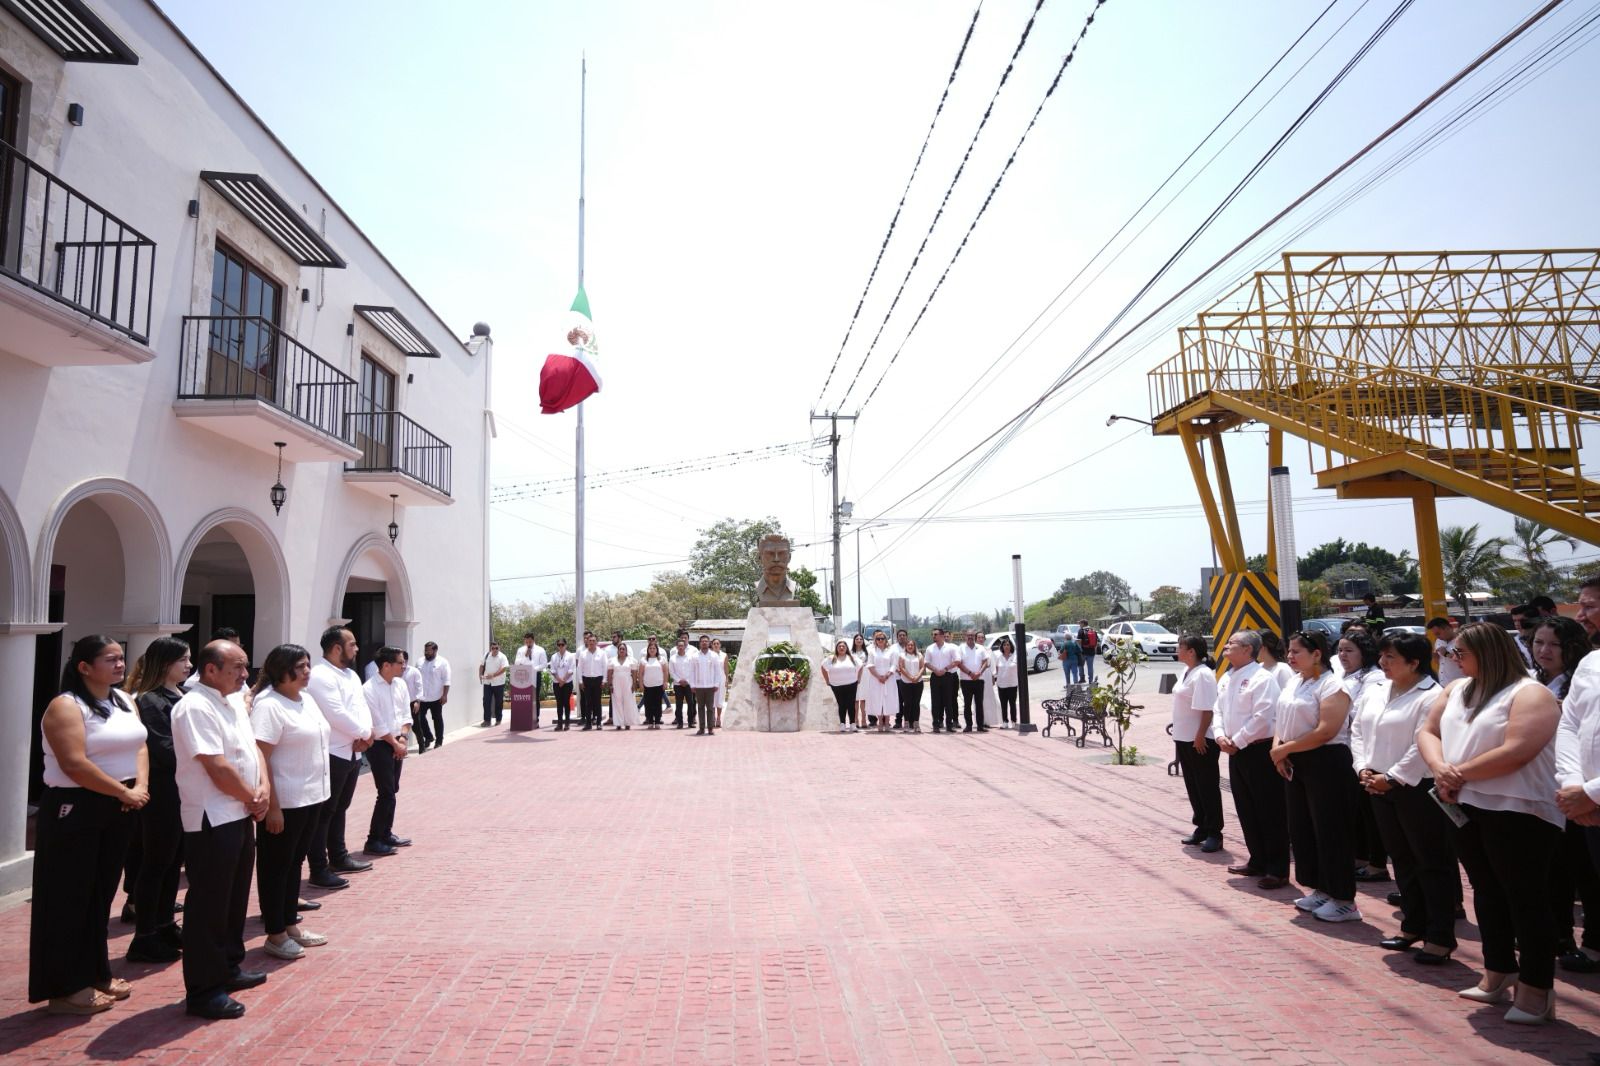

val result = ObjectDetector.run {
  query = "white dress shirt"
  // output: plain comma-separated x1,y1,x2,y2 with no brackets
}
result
668,650,695,685
1348,676,1439,786
688,650,723,688
403,663,423,702
901,653,927,683
515,643,549,671
957,643,990,679
172,681,261,832
1276,672,1350,746
641,657,667,687
364,674,412,737
578,647,610,679
251,688,331,810
1442,676,1560,826
992,653,1018,688
418,655,451,701
307,658,372,760
1213,661,1282,748
925,642,960,674
481,651,510,687
1341,665,1382,705
1171,664,1217,741
1434,638,1466,686
1556,650,1600,803
550,650,576,684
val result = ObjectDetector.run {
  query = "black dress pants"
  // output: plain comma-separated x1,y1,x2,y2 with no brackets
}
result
643,685,665,725
416,700,444,747
481,684,504,724
1455,805,1561,989
131,782,184,938
182,814,254,1002
1175,738,1224,839
898,680,924,725
366,743,403,845
255,802,318,935
1284,743,1358,900
831,682,858,724
308,753,359,873
1550,819,1600,951
931,673,958,730
673,682,692,726
554,681,574,724
28,787,133,1002
1355,787,1389,867
1228,740,1289,878
580,676,604,727
1372,780,1459,948
960,679,984,729
998,685,1017,723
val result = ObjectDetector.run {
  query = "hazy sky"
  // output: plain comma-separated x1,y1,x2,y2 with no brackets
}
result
160,0,1600,620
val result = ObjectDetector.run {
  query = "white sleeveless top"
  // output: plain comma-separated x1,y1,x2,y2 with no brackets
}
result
641,658,666,686
43,691,148,788
826,657,859,685
1440,677,1561,827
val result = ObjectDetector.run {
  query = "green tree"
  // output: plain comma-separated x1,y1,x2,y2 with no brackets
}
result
1318,561,1390,597
1440,524,1510,620
1500,518,1578,603
791,566,829,617
688,516,782,608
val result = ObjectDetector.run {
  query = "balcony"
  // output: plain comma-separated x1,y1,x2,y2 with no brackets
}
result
0,138,155,366
174,315,360,462
344,410,453,505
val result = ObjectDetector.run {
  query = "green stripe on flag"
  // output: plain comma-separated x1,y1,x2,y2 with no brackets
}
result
571,286,591,320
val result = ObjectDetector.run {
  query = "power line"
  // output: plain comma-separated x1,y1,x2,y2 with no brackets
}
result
810,0,985,411
491,438,823,501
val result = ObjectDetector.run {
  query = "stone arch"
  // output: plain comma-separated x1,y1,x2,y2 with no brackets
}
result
330,533,415,649
34,478,173,624
174,507,292,655
0,486,30,624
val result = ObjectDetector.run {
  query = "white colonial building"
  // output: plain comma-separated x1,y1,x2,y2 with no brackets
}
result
0,0,491,894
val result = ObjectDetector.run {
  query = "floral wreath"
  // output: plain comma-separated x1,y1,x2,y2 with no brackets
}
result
754,640,811,702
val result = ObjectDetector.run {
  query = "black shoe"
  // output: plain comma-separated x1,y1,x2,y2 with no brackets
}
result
1227,864,1260,876
158,921,184,947
978,726,990,732
1200,836,1223,853
297,899,321,911
186,991,245,1020
308,871,349,890
330,855,373,873
932,728,942,733
224,968,267,992
1256,875,1289,890
1412,946,1454,965
1386,891,1403,906
1379,935,1420,951
495,718,502,725
1180,833,1203,846
1560,948,1600,973
126,935,182,963
386,834,413,847
120,901,136,924
1354,865,1391,883
363,840,398,857
962,727,973,733
417,742,429,753
174,899,184,913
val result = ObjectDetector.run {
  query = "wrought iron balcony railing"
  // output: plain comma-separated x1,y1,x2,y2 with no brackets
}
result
179,315,357,444
345,410,452,496
0,138,155,341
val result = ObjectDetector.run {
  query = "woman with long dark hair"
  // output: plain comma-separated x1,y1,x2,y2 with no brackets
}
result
29,636,149,1014
1340,631,1389,884
123,637,191,964
1271,630,1360,923
850,633,869,728
1258,629,1296,691
1418,622,1562,1023
250,644,331,961
1350,632,1453,961
898,639,928,733
821,640,861,734
1173,635,1222,852
640,637,667,730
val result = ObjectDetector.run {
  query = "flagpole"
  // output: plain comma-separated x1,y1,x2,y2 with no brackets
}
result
574,54,587,655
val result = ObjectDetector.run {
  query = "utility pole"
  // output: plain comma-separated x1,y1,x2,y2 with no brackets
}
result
810,410,857,637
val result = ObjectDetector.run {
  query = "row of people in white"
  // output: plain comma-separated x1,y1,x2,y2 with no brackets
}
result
821,630,1018,733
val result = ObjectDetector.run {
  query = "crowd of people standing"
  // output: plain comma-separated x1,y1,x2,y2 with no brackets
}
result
1167,577,1600,1028
29,625,430,1019
820,627,1022,733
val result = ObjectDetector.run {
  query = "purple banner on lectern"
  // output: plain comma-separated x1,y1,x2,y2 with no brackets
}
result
509,662,536,731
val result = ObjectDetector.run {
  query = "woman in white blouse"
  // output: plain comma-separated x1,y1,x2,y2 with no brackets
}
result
850,633,870,728
1270,630,1360,923
898,639,927,734
1340,631,1389,884
1258,629,1297,692
821,641,861,733
250,643,332,961
30,636,149,1014
1349,632,1453,962
640,637,667,730
1172,636,1222,852
1417,622,1562,1023
711,638,729,728
992,638,1019,728
863,631,899,734
608,642,642,730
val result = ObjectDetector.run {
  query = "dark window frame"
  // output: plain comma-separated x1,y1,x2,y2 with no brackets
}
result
204,239,286,401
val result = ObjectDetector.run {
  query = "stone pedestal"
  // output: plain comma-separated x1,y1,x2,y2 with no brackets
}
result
723,606,834,732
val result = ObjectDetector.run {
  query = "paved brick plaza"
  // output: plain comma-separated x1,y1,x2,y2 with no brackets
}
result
2,703,1597,1064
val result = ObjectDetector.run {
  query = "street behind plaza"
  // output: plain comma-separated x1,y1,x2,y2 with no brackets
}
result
1,696,1595,1064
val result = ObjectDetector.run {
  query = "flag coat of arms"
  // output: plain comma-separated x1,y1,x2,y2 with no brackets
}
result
539,287,602,414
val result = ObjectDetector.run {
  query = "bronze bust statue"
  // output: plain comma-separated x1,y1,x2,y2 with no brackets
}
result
754,533,799,607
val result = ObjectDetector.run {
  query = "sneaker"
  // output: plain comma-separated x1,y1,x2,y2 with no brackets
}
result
263,937,305,961
1294,891,1331,913
1313,899,1363,923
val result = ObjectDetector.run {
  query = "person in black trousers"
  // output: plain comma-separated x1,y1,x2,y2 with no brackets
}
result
550,638,575,730
1214,631,1290,890
956,630,990,733
171,640,269,1020
578,631,607,730
924,630,960,733
30,635,149,1015
897,640,926,734
124,637,194,964
1172,636,1223,852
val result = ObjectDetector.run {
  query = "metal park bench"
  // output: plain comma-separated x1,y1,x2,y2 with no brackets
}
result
1040,684,1111,748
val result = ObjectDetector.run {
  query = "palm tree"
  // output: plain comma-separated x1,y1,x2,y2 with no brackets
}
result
1440,524,1510,620
1505,518,1578,600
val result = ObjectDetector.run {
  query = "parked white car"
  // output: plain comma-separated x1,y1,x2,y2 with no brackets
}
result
1101,621,1180,659
986,631,1058,674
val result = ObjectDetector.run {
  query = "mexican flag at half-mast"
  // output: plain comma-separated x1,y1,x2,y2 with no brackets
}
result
539,286,603,414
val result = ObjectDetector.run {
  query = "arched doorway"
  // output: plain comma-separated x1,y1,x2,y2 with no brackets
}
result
0,486,39,893
331,533,415,675
174,508,290,667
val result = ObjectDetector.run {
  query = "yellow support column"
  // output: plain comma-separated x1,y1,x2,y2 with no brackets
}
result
1209,432,1247,572
1412,490,1449,621
1178,421,1237,569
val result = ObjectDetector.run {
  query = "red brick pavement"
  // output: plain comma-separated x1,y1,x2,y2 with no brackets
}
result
1,709,1597,1063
